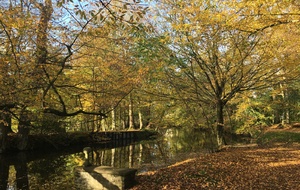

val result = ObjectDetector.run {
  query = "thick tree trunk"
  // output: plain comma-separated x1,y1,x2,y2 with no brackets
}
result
15,152,29,190
0,154,9,189
216,100,226,147
17,112,30,151
0,121,8,153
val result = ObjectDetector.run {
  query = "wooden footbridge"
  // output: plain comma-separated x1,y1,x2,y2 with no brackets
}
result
89,130,156,144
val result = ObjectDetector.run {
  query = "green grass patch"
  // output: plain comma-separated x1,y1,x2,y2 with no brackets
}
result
257,131,300,145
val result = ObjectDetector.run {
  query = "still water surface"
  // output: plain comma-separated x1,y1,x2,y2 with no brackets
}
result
1,128,216,189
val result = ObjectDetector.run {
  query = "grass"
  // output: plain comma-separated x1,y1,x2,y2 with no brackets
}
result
257,131,300,145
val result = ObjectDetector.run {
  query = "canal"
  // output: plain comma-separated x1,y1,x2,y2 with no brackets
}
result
0,128,218,189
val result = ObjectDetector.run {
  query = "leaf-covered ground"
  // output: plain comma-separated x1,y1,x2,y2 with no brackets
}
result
130,143,300,190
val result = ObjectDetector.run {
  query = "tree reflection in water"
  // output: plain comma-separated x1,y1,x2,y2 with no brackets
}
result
0,127,214,189
0,152,28,190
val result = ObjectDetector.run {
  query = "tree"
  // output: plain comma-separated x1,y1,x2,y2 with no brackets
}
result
0,0,149,151
155,0,300,146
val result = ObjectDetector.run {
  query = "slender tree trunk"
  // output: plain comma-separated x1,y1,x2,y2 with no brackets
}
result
111,107,116,130
101,117,106,131
138,144,143,165
145,105,151,129
129,144,134,168
284,90,290,124
285,110,290,124
0,110,12,153
120,102,126,130
128,94,134,129
36,0,53,65
138,108,143,130
111,148,115,167
100,150,104,165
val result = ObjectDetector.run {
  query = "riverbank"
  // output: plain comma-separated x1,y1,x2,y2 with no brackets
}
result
3,130,158,152
131,126,300,189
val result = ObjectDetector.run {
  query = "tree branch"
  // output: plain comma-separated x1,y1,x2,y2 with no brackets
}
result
43,108,107,117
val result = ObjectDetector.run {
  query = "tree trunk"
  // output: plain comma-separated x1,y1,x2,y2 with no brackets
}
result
129,144,134,168
0,154,9,189
128,94,134,129
285,110,290,124
216,100,226,147
138,108,143,130
284,90,290,124
111,148,115,167
111,107,116,130
0,110,11,153
36,0,53,65
17,112,30,151
138,144,143,165
101,117,106,131
120,102,126,130
0,119,7,153
15,152,29,190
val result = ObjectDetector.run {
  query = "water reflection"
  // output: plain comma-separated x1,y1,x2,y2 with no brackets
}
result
0,127,215,189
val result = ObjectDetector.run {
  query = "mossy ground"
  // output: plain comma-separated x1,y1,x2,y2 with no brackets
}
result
257,125,300,146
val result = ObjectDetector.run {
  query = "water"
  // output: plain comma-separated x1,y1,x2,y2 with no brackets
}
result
0,128,216,190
